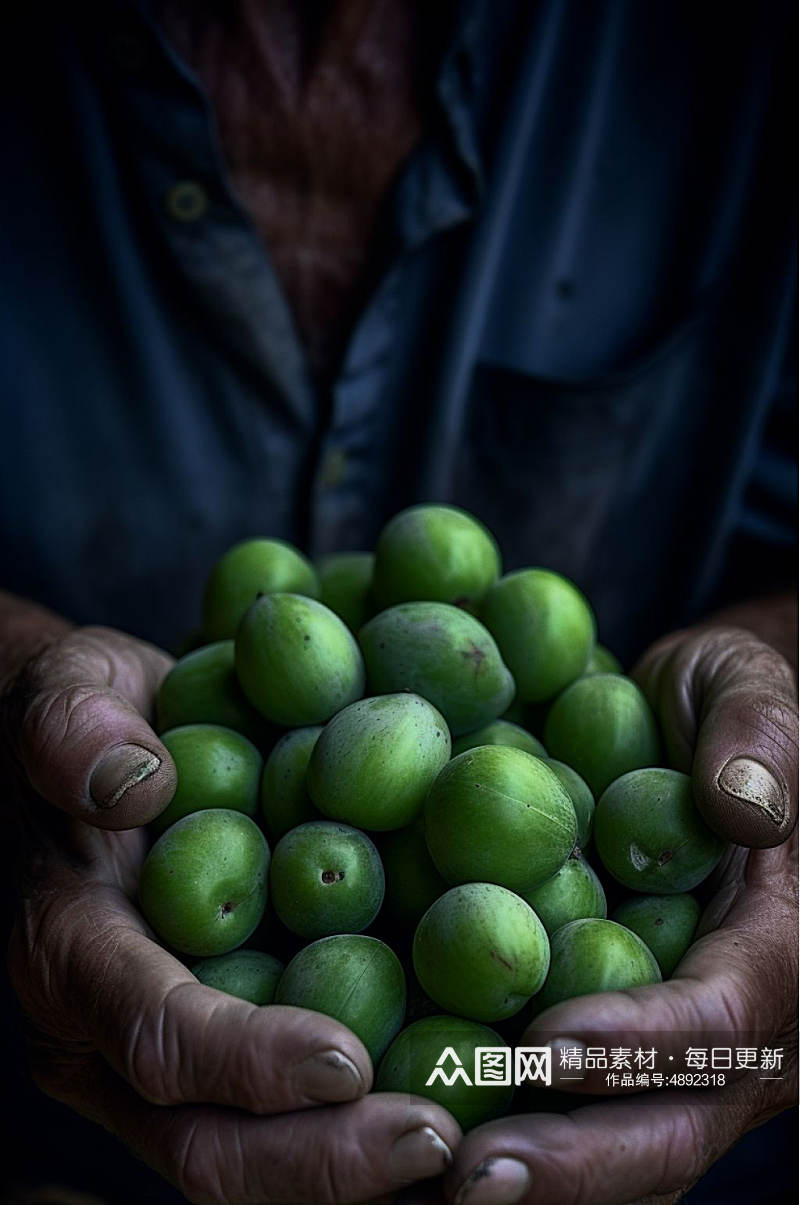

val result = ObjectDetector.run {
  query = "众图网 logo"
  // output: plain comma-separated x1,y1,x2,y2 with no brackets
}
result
425,1046,552,1088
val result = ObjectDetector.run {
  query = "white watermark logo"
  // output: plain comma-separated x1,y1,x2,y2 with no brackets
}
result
426,1046,552,1088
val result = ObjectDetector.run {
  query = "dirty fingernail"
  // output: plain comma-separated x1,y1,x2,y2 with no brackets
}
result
90,744,161,808
294,1048,364,1101
455,1157,531,1205
718,757,785,825
390,1126,453,1181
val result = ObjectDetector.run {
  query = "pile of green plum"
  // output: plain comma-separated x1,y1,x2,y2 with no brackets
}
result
140,505,724,1129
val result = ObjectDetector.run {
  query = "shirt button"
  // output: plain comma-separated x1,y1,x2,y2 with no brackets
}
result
319,446,348,489
164,180,209,223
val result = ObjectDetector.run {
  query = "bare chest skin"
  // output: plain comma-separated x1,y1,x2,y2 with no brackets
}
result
155,0,430,383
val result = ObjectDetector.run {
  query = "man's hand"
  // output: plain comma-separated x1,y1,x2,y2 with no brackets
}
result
3,622,459,1205
440,619,797,1205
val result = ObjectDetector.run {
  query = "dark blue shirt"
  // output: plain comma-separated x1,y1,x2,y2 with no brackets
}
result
0,1,795,662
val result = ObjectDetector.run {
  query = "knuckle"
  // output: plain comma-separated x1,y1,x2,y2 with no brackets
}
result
172,1116,234,1205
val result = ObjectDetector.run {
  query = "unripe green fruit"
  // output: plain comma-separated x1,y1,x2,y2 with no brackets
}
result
192,950,283,1004
260,726,324,841
235,593,365,727
372,504,501,610
153,724,262,836
139,809,269,957
611,894,701,978
451,719,546,758
377,1016,513,1131
275,935,406,1063
584,644,622,674
269,821,384,939
481,568,596,703
203,538,320,641
595,768,724,893
522,852,606,936
534,918,661,1012
316,551,376,632
541,758,595,849
543,673,661,796
359,602,515,736
307,694,450,831
425,746,576,894
413,883,550,1022
381,818,447,929
155,640,268,745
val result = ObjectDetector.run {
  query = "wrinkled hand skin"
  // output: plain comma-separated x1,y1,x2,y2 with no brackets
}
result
409,615,797,1205
2,625,460,1205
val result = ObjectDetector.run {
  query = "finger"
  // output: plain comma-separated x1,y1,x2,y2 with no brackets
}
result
635,626,797,847
8,626,177,828
444,1073,775,1205
44,1052,460,1205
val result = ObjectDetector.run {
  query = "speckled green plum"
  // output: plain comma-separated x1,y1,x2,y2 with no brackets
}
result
595,768,724,893
584,644,623,675
235,593,365,726
424,747,576,893
381,818,447,928
522,852,607,936
377,1015,513,1130
155,641,268,745
192,949,284,1004
359,602,515,736
316,551,376,632
152,724,262,836
451,719,546,758
541,758,595,849
275,935,405,1063
372,504,501,611
307,694,450,831
269,821,384,939
543,674,661,797
534,918,661,1012
260,726,324,841
481,569,596,703
203,538,320,641
139,809,269,957
611,894,701,978
413,883,550,1022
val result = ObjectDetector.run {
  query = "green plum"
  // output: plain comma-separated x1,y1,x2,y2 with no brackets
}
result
260,725,324,841
381,818,447,929
203,537,320,641
192,949,283,1004
155,640,269,745
611,894,701,978
481,568,596,703
235,593,365,726
541,758,595,849
534,918,661,1012
316,551,376,632
372,504,501,610
152,724,262,836
542,673,661,796
451,719,546,758
269,821,384,939
275,935,406,1063
359,602,515,735
584,644,623,674
139,809,269,957
424,746,576,894
594,768,724,893
522,851,607,936
377,1015,513,1131
413,883,550,1022
307,693,450,831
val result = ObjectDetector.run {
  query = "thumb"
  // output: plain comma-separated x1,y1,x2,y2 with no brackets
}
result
635,625,797,848
6,626,177,829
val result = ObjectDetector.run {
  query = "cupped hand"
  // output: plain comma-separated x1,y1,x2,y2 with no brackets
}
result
440,621,797,1205
3,626,459,1204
